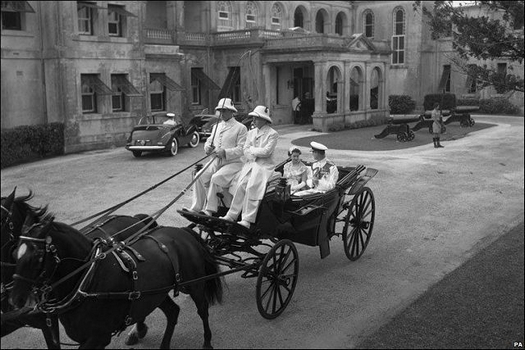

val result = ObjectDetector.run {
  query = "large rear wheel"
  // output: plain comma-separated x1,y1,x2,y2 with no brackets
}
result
167,138,178,156
188,131,200,148
343,187,375,261
256,239,299,319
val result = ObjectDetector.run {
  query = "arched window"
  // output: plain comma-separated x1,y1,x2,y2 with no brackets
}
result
370,68,382,110
294,7,304,28
363,10,374,39
245,1,258,29
315,11,324,33
392,7,406,64
217,1,232,31
350,67,362,111
335,12,344,36
271,3,282,30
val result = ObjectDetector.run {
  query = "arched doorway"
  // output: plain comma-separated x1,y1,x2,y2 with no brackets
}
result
326,66,341,114
350,67,363,111
370,67,382,110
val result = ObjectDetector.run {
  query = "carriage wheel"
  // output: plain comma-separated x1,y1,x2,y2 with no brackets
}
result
256,239,299,319
397,132,407,142
343,187,375,261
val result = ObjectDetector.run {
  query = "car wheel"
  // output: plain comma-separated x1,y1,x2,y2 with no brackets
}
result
132,151,142,158
167,138,178,156
188,131,200,148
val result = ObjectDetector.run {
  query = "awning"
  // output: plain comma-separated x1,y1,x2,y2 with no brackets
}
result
192,69,220,90
1,1,35,13
108,5,137,18
218,67,240,99
438,66,451,92
81,75,113,95
150,74,184,91
111,75,142,96
77,2,107,10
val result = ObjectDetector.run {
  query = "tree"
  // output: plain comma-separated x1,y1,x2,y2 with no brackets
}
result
414,1,524,94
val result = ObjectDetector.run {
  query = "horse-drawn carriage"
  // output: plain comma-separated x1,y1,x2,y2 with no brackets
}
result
1,156,378,348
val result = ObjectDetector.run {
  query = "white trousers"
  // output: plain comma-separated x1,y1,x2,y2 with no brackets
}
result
226,172,261,223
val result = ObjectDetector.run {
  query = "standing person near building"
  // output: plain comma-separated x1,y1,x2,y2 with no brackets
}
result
431,102,445,148
220,105,279,229
183,98,247,214
292,95,301,123
163,113,177,125
294,141,339,196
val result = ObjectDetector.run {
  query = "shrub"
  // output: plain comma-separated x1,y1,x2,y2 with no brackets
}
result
389,95,416,114
1,122,64,169
423,93,457,110
457,98,481,106
478,98,521,115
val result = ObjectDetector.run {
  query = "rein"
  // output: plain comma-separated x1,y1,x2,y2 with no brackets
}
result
71,152,215,228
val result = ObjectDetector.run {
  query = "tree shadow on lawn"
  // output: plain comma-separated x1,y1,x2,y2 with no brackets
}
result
292,122,494,151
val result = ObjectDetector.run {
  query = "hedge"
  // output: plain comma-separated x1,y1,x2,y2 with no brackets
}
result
1,122,64,169
423,93,457,111
457,98,521,115
389,95,417,114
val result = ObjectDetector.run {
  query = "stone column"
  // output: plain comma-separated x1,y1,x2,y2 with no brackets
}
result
262,63,271,108
313,61,326,115
343,61,351,114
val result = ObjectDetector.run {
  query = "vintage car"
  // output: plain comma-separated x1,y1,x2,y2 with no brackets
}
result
126,112,200,158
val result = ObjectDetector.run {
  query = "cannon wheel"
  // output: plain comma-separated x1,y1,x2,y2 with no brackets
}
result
469,118,475,127
343,187,375,261
397,132,407,142
407,130,415,141
256,239,299,319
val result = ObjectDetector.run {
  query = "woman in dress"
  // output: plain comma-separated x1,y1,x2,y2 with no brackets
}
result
283,146,308,193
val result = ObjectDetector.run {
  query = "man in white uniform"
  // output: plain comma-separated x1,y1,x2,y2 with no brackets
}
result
294,141,339,196
220,105,279,229
184,98,247,214
163,113,177,125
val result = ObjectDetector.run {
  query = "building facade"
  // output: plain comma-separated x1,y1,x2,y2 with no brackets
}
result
1,1,522,153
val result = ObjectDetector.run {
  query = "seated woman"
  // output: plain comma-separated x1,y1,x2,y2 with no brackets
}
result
294,141,338,196
283,146,308,194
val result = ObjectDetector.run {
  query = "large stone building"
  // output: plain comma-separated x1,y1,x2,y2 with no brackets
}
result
1,1,522,153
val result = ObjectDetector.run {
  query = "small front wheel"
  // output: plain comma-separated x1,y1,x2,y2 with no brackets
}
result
256,239,299,319
343,187,375,261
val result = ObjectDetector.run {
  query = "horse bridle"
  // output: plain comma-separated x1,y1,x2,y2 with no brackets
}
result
1,204,16,252
13,232,61,303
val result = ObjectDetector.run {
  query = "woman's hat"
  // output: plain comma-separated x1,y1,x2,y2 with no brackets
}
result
215,98,238,112
248,105,272,123
288,146,301,156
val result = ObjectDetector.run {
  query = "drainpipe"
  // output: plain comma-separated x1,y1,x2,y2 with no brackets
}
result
38,1,48,123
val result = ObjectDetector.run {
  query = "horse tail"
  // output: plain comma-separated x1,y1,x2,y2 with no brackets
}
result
183,227,224,305
133,213,158,229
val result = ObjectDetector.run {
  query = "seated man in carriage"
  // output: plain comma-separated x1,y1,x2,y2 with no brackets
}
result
293,142,339,196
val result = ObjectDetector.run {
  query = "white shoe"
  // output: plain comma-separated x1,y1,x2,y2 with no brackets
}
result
219,215,234,222
201,210,213,216
238,220,251,229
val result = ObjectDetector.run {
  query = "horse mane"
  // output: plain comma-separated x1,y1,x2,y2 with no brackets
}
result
6,190,51,224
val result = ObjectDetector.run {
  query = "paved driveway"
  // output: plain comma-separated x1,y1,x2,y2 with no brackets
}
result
1,115,523,349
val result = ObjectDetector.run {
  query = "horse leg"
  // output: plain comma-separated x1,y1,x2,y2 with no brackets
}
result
124,319,148,346
158,296,180,349
191,287,213,349
41,315,61,349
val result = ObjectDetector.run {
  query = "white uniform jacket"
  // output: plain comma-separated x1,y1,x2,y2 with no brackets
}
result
203,118,247,185
237,124,279,200
306,158,339,192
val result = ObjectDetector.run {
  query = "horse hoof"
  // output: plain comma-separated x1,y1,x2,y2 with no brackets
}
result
125,333,139,346
138,324,148,339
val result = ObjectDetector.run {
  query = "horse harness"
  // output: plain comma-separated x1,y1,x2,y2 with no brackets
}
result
15,228,182,333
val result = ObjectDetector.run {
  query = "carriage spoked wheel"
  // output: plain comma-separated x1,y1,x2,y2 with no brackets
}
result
343,187,375,261
256,239,299,319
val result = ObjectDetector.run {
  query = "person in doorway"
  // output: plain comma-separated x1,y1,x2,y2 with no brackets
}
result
431,102,445,148
294,141,339,196
292,96,301,123
220,105,279,229
183,98,247,215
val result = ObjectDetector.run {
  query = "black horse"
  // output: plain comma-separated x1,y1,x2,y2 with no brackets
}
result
1,188,162,348
11,210,223,349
